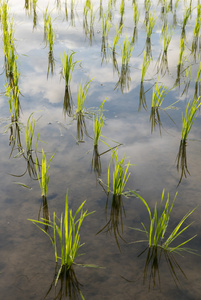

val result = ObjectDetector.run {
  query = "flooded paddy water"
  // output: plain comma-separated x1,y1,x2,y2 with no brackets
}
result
0,0,201,299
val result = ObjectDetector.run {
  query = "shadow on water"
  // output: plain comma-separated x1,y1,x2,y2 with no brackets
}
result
138,246,187,290
44,264,84,300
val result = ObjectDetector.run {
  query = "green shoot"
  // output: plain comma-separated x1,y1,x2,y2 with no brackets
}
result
102,13,111,37
46,15,55,52
36,149,55,197
145,11,157,38
28,189,95,285
75,79,93,114
180,97,201,142
178,37,186,65
133,2,140,27
151,77,169,108
112,23,123,53
26,113,36,157
93,112,105,147
141,51,152,82
131,189,197,254
120,37,134,66
108,150,131,196
61,51,80,87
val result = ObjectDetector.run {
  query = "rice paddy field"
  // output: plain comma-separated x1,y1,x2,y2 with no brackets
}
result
0,0,201,299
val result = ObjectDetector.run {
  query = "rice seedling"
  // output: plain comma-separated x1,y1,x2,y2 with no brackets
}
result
45,15,55,52
28,189,95,285
61,51,80,87
145,11,157,38
141,51,152,82
102,13,111,37
131,189,197,254
75,79,93,115
112,23,123,53
182,65,191,96
120,0,125,19
36,149,55,197
26,113,37,158
133,2,140,27
150,77,177,133
120,37,134,66
151,77,169,109
93,111,105,147
178,37,186,66
193,3,201,38
32,0,38,30
107,149,132,197
180,97,201,142
160,24,174,53
181,5,192,35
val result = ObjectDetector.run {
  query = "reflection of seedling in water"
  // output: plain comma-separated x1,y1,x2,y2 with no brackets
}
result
97,193,126,251
177,97,201,185
36,149,55,197
131,189,197,254
32,0,38,30
61,51,79,87
44,264,85,300
29,189,96,286
63,86,73,117
138,244,187,289
6,81,20,122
